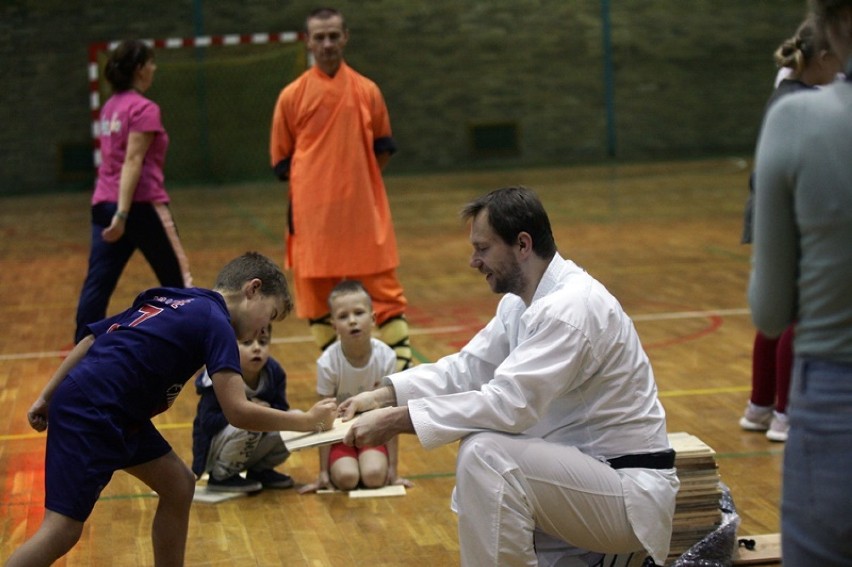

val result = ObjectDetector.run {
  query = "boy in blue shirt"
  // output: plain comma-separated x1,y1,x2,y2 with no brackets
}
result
7,252,337,567
192,323,295,492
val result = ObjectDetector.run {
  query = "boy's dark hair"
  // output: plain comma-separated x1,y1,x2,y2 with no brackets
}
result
460,186,557,260
215,252,292,316
327,279,371,311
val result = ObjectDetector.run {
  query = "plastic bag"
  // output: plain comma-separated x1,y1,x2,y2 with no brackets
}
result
668,483,740,567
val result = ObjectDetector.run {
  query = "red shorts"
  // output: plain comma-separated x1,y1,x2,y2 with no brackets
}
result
328,442,388,468
292,269,407,325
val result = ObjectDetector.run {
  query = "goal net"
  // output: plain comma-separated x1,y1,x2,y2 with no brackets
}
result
88,33,306,185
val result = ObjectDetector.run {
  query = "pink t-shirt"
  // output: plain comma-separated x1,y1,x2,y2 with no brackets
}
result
92,90,170,205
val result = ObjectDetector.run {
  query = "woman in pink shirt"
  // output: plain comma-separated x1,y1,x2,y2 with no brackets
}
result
74,40,191,343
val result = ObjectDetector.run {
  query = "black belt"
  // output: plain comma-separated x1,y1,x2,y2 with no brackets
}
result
607,449,676,470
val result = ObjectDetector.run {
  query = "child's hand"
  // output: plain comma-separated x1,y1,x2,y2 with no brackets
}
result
307,398,337,432
298,471,332,494
27,398,49,432
387,467,414,488
339,387,391,421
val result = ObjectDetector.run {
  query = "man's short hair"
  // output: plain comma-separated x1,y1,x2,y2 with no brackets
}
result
306,7,347,31
461,186,557,259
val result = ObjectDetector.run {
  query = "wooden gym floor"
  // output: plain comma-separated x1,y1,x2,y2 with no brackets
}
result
0,158,783,565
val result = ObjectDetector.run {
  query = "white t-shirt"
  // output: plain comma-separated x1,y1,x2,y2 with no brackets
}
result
317,338,396,403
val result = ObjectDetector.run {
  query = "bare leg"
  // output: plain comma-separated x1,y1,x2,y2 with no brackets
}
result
330,456,361,491
358,449,389,488
5,509,84,567
125,451,196,567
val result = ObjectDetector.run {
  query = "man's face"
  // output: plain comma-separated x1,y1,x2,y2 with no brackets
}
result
468,210,524,296
306,15,348,74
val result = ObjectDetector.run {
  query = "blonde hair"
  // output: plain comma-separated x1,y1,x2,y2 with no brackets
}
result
327,280,372,312
774,16,828,77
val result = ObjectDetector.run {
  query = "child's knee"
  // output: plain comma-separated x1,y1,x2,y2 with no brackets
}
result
332,469,360,491
359,467,386,489
166,464,197,508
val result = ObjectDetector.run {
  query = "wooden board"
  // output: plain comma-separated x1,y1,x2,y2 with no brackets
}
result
279,417,355,450
732,533,781,565
315,485,407,498
349,485,407,499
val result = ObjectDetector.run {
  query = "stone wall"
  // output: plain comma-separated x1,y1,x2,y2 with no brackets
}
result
0,0,806,194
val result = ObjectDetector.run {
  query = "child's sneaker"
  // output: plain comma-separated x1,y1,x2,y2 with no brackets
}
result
739,402,773,431
247,469,294,489
206,474,263,493
766,411,789,442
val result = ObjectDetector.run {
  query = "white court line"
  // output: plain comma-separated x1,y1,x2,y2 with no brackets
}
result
0,308,751,361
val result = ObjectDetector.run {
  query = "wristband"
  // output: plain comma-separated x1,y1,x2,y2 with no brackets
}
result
115,210,128,220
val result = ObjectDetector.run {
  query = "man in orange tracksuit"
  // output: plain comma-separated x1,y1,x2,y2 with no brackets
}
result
270,7,411,370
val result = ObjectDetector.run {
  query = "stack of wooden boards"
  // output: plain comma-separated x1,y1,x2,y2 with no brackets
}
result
666,432,725,564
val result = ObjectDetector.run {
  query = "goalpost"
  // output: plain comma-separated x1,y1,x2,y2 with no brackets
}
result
87,32,306,185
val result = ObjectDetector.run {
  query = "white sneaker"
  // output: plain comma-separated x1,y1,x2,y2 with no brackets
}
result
766,411,789,442
739,402,773,431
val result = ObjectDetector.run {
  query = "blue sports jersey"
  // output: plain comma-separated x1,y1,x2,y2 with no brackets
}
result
72,287,241,421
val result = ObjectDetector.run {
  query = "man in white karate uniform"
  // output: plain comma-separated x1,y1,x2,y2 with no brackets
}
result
342,186,679,567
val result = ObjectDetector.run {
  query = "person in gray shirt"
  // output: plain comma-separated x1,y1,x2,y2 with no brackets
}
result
749,1,852,564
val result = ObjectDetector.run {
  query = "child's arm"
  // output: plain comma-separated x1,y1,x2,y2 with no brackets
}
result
385,435,413,488
298,394,336,494
211,370,336,432
299,444,333,494
27,335,95,431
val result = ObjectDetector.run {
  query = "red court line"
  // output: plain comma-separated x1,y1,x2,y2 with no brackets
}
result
644,314,724,350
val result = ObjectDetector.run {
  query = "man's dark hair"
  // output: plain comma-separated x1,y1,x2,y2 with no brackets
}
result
461,186,557,260
306,7,347,31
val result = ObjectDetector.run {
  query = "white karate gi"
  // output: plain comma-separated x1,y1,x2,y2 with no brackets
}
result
391,254,679,566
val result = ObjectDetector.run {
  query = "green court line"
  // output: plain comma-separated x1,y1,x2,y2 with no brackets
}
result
411,345,430,364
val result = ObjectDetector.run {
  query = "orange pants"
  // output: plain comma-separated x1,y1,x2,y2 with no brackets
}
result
292,268,407,325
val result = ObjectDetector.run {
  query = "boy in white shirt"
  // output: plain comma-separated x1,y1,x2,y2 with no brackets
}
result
300,280,411,493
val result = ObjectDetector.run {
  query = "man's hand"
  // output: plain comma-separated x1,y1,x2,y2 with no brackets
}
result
343,406,413,448
339,386,395,421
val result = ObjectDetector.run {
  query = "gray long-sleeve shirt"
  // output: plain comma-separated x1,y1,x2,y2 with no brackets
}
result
750,80,852,362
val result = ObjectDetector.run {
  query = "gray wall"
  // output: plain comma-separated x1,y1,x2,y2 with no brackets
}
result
0,0,806,194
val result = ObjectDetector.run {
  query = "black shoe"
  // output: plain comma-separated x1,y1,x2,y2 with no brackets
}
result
247,469,294,489
206,474,263,493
